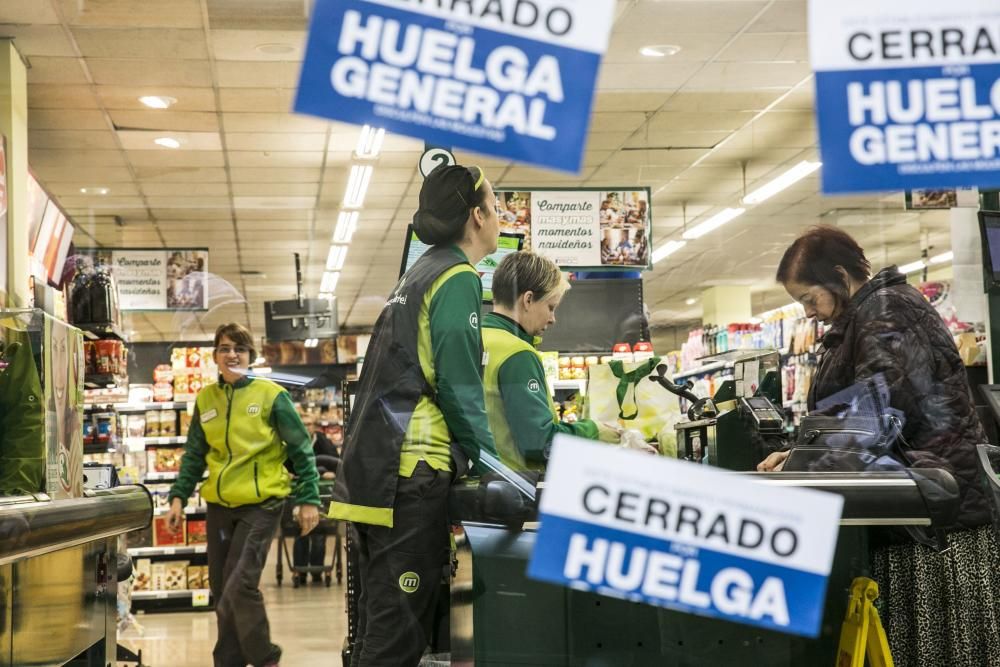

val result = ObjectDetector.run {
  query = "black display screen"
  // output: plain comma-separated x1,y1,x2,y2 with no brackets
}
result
978,211,1000,286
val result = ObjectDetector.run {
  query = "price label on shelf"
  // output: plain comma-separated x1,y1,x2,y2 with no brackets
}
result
194,545,206,553
155,591,169,599
162,547,175,555
192,589,210,607
126,437,145,452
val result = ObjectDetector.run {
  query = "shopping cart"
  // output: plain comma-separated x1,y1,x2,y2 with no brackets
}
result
274,479,343,588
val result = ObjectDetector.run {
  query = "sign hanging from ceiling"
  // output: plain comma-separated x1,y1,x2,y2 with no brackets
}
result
810,0,1000,194
80,248,209,311
528,437,844,637
294,0,615,173
495,187,652,269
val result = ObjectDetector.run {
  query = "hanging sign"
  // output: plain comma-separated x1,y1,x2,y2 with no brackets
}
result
528,437,844,637
496,187,652,269
810,0,1000,193
80,248,209,311
295,0,615,173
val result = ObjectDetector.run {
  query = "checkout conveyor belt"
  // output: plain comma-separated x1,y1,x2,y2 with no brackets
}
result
0,486,153,667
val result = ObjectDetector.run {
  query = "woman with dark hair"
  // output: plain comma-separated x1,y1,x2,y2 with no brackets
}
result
329,164,500,666
759,226,1000,666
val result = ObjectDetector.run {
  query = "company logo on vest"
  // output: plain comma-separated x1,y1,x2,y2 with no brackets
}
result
527,379,541,393
247,403,261,416
398,571,420,594
469,312,479,329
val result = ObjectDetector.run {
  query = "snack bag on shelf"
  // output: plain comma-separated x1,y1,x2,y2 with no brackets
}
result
151,562,167,591
144,410,161,437
587,356,681,440
160,411,177,437
152,515,186,546
187,564,201,590
155,447,184,472
179,411,193,437
163,561,188,591
153,381,173,402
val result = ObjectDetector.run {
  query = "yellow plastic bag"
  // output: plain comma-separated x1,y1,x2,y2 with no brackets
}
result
586,357,681,440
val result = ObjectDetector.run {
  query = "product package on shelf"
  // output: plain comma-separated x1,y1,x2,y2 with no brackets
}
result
171,346,217,402
163,561,189,591
187,564,209,590
133,559,152,591
153,448,184,473
186,519,207,546
179,411,193,436
152,515,186,546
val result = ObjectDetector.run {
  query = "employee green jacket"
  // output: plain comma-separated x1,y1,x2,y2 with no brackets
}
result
169,376,320,508
0,329,45,495
482,312,598,471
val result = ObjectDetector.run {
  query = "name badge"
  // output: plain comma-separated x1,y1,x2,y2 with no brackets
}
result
200,408,218,423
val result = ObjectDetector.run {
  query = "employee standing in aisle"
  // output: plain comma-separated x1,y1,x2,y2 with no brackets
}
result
166,323,321,667
483,252,621,471
329,164,500,667
759,227,1000,666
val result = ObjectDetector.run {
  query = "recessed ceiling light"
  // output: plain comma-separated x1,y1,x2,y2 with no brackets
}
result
639,44,682,58
685,297,697,306
80,187,109,195
154,137,181,149
138,95,177,109
255,43,296,55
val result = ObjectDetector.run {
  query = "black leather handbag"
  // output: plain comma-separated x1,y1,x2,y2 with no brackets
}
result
784,412,907,472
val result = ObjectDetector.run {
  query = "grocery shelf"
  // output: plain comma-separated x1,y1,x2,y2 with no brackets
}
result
153,506,206,516
128,545,207,557
672,360,729,382
85,401,191,412
132,589,208,600
143,471,206,483
126,436,187,447
78,322,127,341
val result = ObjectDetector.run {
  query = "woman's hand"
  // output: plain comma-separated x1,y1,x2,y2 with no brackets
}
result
296,504,320,536
166,497,185,533
757,450,790,472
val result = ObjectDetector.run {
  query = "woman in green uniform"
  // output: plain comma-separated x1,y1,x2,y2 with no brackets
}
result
483,251,621,471
329,164,500,667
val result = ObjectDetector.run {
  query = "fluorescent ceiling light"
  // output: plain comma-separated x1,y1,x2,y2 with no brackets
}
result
139,95,176,109
899,260,926,274
355,125,386,159
682,208,745,240
685,297,697,306
154,137,181,149
930,251,954,264
742,161,822,205
321,271,340,293
326,245,348,271
651,240,686,264
318,292,334,300
639,44,681,58
333,211,359,244
343,164,374,209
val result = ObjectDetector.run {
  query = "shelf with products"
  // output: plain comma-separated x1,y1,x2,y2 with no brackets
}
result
129,545,207,557
85,400,192,413
153,506,206,517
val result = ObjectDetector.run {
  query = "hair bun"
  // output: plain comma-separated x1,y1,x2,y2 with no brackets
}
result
412,164,475,246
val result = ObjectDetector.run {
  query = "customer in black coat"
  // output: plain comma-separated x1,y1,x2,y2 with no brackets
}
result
759,226,999,666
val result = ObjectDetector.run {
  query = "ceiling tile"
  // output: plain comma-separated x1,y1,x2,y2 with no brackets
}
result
87,58,213,87
117,130,222,151
222,112,328,134
2,0,60,24
215,60,300,88
126,149,226,168
226,150,324,168
96,85,217,111
27,84,100,109
218,87,294,113
29,129,119,150
72,28,208,59
25,56,88,85
28,109,107,130
134,166,228,183
209,29,307,61
143,182,229,197
109,109,219,132
0,25,75,56
29,148,127,167
224,132,327,152
57,0,204,28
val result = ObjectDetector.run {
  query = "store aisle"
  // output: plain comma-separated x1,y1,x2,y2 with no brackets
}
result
119,542,348,666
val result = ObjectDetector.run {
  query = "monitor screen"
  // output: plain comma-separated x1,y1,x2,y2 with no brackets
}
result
979,211,1000,285
399,225,524,302
534,278,645,353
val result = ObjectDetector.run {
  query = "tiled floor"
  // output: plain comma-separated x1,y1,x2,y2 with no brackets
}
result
118,543,348,667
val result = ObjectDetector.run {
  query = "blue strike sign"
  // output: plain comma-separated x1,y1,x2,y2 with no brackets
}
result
294,0,614,174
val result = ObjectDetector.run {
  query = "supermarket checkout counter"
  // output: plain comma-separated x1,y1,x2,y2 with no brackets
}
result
448,436,960,667
0,486,152,666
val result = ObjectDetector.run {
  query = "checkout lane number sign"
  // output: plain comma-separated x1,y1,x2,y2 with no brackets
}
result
528,437,844,638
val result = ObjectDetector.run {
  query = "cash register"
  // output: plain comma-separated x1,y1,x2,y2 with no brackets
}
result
650,349,788,470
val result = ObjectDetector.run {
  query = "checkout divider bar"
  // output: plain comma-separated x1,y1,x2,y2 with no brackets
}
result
529,469,956,527
0,485,153,566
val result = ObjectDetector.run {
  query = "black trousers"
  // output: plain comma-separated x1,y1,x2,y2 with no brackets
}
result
206,500,282,667
351,462,451,667
293,531,327,577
